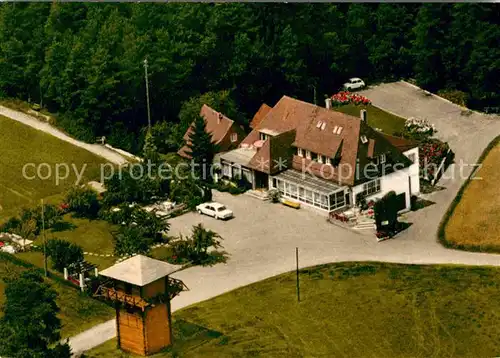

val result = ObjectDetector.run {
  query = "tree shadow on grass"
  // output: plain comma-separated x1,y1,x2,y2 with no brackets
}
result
50,220,77,232
162,319,224,355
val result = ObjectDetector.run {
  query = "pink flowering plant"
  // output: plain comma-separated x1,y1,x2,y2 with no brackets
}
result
419,139,450,181
331,91,371,106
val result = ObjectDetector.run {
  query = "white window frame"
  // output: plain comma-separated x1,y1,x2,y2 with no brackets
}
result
325,157,331,166
297,148,303,157
306,150,311,159
380,153,386,164
407,153,416,163
361,179,381,197
318,155,324,164
259,133,268,141
230,133,238,143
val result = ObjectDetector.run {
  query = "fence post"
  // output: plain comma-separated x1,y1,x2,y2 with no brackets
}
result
79,273,85,292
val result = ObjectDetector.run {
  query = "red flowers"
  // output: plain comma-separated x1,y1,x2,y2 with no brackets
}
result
331,91,371,106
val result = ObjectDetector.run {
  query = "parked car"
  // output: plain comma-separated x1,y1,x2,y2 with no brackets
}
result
196,202,233,220
343,77,365,90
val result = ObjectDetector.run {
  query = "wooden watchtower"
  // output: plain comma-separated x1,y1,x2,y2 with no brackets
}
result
96,255,186,356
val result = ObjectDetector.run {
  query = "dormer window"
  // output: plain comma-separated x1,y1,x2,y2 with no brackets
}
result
259,133,268,141
332,126,343,135
297,148,303,157
320,122,326,130
316,121,323,128
230,133,238,143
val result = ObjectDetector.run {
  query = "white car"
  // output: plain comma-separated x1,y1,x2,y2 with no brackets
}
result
196,202,233,220
343,77,365,90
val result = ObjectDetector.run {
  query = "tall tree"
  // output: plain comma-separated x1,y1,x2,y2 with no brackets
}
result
0,270,71,358
186,115,216,183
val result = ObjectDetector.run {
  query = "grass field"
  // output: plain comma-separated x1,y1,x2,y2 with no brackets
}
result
0,255,113,338
88,262,500,357
0,115,106,220
444,143,500,251
335,104,406,135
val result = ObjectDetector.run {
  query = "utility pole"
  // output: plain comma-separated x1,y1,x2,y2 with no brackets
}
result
143,58,151,131
41,199,48,277
296,247,300,303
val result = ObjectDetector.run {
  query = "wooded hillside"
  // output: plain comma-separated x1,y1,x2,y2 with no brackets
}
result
0,3,498,153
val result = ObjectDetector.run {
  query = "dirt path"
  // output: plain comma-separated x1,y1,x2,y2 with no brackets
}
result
0,105,128,166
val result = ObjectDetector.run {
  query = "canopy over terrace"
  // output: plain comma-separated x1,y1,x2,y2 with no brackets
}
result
271,169,348,211
219,147,258,183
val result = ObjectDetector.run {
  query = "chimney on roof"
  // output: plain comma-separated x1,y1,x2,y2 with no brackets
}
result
325,98,332,110
360,109,367,122
217,112,223,124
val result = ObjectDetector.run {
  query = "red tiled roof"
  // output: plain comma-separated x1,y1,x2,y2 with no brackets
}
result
250,103,272,129
246,95,412,185
178,104,235,158
381,133,419,153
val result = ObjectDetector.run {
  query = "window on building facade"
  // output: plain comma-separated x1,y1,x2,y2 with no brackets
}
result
297,148,303,157
361,179,381,197
306,150,311,159
259,133,268,141
318,155,324,164
380,153,386,164
328,190,346,211
230,133,238,142
305,189,313,204
222,163,231,178
325,157,331,166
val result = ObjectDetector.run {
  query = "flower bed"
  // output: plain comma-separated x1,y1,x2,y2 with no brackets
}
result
404,117,436,139
331,91,371,106
329,212,349,223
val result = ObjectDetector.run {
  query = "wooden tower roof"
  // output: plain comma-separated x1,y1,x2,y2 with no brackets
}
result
100,255,181,287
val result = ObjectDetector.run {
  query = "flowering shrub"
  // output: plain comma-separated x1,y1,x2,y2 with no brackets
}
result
419,139,451,181
331,91,371,106
404,117,436,140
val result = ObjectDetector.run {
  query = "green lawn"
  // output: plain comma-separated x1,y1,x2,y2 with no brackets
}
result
0,115,106,220
15,213,118,270
88,262,500,357
0,255,113,338
335,104,406,135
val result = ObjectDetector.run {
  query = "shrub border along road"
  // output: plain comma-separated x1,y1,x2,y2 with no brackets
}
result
438,134,500,253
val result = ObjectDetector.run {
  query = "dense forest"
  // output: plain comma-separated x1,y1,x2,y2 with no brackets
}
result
0,3,499,153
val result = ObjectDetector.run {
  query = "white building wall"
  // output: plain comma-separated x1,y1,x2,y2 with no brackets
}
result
403,147,420,196
352,167,412,212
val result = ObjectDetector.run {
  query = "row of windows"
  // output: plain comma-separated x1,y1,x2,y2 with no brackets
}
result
296,148,336,166
273,178,346,211
356,179,381,201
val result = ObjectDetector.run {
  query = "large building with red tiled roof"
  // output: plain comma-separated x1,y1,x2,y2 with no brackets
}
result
218,96,420,213
178,104,246,159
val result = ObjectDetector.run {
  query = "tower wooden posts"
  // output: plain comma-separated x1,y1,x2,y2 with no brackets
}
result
96,255,187,356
